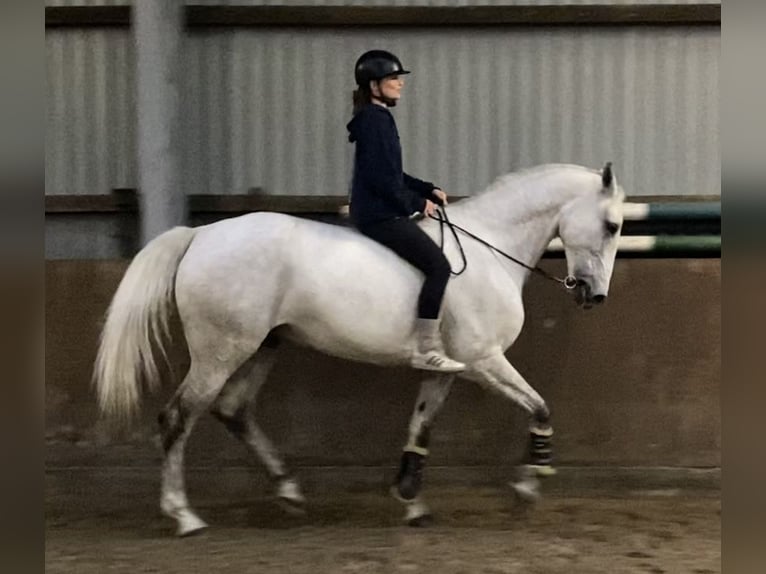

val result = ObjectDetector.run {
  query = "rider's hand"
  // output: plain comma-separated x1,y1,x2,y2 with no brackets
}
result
423,199,437,217
432,188,448,206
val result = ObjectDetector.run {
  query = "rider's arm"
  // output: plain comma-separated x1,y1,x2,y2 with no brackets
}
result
404,173,443,206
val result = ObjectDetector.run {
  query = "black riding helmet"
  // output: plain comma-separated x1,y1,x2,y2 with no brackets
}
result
354,50,410,86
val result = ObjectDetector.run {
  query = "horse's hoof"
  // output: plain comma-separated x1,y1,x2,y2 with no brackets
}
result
276,478,306,515
176,515,209,537
165,506,209,538
510,475,542,504
403,498,433,526
530,464,557,477
406,513,434,527
277,495,307,516
511,483,540,504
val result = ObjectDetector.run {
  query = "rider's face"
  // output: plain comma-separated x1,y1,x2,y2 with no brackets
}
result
371,75,404,103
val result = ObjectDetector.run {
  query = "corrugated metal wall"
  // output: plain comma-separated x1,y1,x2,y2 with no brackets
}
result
46,21,720,198
46,29,136,196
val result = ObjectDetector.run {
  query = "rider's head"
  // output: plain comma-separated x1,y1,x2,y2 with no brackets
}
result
352,50,410,113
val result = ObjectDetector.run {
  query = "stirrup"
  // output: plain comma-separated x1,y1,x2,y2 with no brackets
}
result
411,351,465,373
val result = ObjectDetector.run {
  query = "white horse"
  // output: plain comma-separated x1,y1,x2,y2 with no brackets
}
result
94,163,625,536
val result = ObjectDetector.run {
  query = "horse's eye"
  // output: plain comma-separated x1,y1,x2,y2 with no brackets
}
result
605,221,620,236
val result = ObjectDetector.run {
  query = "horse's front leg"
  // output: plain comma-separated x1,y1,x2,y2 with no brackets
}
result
463,353,555,501
392,374,454,526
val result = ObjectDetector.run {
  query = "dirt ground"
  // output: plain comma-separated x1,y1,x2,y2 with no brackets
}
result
45,467,720,574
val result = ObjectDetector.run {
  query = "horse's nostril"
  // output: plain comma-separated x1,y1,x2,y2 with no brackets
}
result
593,294,606,304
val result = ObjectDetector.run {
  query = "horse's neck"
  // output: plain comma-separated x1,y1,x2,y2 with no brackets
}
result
450,167,589,284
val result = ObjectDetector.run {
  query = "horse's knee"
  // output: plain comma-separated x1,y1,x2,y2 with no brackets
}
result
413,425,430,450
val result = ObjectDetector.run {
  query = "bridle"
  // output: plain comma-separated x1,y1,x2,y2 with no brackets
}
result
427,206,579,290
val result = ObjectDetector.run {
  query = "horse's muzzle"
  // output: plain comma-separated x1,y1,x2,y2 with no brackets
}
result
573,278,606,309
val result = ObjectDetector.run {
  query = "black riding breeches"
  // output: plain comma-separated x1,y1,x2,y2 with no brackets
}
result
358,217,451,320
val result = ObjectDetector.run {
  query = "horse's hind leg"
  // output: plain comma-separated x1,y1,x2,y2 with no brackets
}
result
158,353,247,537
211,347,306,514
392,374,454,526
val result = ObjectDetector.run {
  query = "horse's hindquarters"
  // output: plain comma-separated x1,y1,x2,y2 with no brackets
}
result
175,213,419,366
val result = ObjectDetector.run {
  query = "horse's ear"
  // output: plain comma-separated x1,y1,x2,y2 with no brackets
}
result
601,162,614,191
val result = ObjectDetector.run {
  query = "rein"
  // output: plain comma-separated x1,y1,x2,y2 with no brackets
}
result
427,207,577,289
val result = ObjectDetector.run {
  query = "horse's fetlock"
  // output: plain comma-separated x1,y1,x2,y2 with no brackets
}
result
160,491,188,516
395,451,426,501
415,426,430,450
528,425,554,468
533,405,551,425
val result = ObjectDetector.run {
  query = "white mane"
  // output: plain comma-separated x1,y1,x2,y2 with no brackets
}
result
454,164,605,226
475,163,600,198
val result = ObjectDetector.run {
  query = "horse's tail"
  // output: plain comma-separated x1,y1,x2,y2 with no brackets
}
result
94,226,197,421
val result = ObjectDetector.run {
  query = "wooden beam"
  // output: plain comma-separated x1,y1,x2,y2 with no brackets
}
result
188,194,347,214
46,4,720,29
45,6,131,28
186,5,721,28
44,193,348,214
45,193,138,213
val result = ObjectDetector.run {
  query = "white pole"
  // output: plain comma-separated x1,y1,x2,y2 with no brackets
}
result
134,0,185,245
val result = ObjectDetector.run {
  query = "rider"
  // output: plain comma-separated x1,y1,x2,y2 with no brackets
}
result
347,50,465,374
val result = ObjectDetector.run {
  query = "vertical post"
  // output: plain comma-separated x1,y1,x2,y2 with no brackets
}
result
134,0,186,245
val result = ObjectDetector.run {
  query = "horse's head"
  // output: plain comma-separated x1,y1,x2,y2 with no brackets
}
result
557,162,625,309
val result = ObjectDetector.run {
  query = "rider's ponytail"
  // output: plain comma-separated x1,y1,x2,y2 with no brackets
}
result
352,85,372,116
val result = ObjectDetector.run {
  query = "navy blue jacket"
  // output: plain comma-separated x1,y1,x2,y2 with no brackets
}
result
347,104,436,227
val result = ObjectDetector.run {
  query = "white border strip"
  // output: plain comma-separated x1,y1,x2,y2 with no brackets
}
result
547,236,656,252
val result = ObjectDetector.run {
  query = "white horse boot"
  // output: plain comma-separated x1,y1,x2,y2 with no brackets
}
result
411,319,465,373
